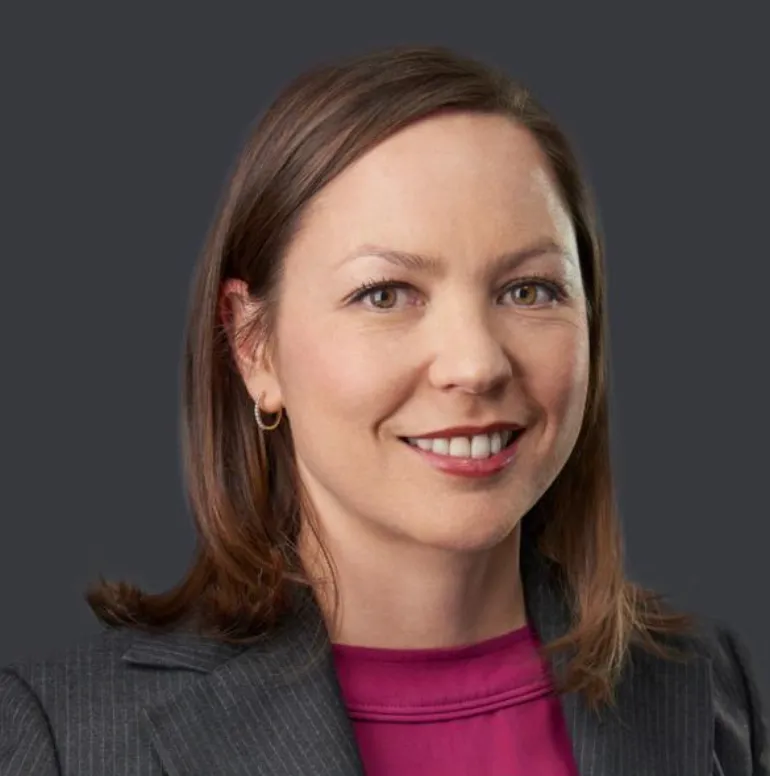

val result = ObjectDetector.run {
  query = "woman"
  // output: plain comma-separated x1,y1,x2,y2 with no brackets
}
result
1,45,766,776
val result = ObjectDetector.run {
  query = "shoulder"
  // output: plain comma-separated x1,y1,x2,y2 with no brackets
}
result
703,619,769,774
4,626,135,684
1,629,134,774
659,615,769,774
3,623,236,695
3,627,163,712
1,626,232,775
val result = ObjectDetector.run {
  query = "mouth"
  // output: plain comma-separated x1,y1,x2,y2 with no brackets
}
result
399,428,524,461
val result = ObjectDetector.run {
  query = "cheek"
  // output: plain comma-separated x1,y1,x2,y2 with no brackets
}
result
525,324,590,423
276,313,403,420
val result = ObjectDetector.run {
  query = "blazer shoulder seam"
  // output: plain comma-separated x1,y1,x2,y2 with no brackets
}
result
1,667,62,772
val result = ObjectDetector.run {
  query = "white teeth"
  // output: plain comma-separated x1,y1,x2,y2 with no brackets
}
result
431,438,450,455
448,437,471,457
406,430,518,459
470,434,491,459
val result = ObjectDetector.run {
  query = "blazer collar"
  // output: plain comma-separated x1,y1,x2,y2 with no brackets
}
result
124,540,714,776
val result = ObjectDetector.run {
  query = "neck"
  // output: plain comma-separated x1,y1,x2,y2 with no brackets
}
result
299,517,526,650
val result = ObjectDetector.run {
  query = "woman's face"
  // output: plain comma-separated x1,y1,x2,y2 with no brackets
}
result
255,112,589,554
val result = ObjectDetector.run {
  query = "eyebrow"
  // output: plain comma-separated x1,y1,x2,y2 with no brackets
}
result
339,238,574,275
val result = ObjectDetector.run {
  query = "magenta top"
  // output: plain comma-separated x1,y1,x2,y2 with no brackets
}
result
331,624,580,776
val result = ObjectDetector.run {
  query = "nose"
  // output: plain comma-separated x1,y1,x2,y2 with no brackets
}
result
426,307,513,396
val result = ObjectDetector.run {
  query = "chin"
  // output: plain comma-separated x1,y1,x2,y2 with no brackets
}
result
395,512,522,555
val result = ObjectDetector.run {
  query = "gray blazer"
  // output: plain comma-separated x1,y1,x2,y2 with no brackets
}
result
2,544,768,775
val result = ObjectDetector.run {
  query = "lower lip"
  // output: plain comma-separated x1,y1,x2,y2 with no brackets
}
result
402,433,523,478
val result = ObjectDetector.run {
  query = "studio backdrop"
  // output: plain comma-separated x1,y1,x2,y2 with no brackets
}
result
1,2,768,708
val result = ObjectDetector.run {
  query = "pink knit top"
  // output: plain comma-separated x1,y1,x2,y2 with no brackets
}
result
332,624,579,776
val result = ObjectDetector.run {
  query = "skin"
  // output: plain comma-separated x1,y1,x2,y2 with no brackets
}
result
224,112,590,649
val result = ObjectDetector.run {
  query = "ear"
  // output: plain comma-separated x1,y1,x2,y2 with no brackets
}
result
219,278,283,413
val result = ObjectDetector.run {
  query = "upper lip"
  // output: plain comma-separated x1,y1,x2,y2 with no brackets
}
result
403,422,525,440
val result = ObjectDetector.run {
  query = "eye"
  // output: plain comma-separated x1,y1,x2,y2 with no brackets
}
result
367,286,400,309
350,281,416,311
501,277,567,307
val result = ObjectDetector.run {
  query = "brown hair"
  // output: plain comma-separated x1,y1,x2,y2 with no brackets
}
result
87,45,694,709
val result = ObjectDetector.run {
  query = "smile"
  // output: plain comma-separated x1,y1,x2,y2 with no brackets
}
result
404,430,517,459
399,429,524,478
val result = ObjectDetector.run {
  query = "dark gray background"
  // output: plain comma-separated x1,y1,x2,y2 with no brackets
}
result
2,4,768,707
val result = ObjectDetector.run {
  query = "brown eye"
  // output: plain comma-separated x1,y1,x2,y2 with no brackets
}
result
513,284,539,306
502,279,564,308
367,287,399,309
351,282,414,310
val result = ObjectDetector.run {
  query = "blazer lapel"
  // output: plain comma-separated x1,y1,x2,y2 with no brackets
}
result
124,592,365,776
520,539,714,776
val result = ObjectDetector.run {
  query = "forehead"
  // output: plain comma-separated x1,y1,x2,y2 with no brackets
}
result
290,112,574,261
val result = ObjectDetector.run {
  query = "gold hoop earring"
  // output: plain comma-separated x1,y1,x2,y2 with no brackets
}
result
254,392,283,431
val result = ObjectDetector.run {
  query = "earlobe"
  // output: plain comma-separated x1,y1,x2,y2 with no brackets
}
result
254,390,284,431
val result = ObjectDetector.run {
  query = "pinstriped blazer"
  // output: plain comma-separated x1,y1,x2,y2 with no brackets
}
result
2,544,768,775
